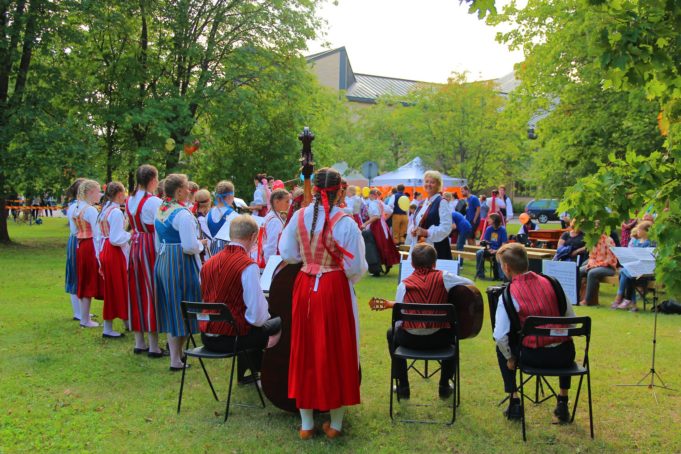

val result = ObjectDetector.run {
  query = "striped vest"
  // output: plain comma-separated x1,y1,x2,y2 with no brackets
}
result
199,245,255,336
402,268,450,330
74,206,93,239
297,210,349,275
509,272,571,348
98,205,118,238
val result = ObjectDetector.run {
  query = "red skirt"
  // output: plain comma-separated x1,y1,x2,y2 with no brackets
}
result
128,231,157,332
370,221,400,267
288,270,360,410
352,214,362,227
76,238,103,299
99,239,129,321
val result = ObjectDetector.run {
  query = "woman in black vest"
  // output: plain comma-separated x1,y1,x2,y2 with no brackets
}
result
407,170,453,260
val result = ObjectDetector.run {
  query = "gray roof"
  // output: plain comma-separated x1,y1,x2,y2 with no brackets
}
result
346,74,425,102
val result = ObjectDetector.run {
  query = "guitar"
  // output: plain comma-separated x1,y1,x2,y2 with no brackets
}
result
367,284,484,340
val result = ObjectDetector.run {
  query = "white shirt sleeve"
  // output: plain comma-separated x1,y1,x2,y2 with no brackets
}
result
141,194,162,225
278,210,303,264
173,209,204,255
426,197,452,244
241,263,271,326
263,217,283,263
108,208,131,247
253,187,265,206
505,197,514,219
368,200,381,218
493,293,520,342
442,271,473,289
395,283,406,303
382,201,393,217
66,203,78,235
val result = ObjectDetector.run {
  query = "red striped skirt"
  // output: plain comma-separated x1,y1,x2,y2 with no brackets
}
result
128,231,157,332
370,221,400,267
76,238,103,299
288,270,360,411
100,239,129,321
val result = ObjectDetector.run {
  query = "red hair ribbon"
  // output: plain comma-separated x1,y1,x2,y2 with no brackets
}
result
313,184,351,268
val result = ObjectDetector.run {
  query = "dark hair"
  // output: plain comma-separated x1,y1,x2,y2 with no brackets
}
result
404,191,411,198
98,181,125,222
65,178,85,201
136,164,158,190
489,212,502,228
397,184,405,192
164,174,188,200
270,188,289,207
254,173,266,182
156,178,166,198
310,167,342,243
391,188,397,194
492,189,499,196
462,185,470,191
411,243,437,269
267,175,274,182
453,192,459,199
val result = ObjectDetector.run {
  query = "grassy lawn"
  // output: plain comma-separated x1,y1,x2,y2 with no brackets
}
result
1,218,679,453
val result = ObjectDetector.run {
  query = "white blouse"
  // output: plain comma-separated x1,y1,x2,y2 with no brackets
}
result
128,190,162,225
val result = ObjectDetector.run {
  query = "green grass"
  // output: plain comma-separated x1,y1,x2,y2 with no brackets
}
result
1,218,679,453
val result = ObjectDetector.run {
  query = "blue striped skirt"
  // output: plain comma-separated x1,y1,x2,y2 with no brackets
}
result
154,244,200,337
209,239,227,257
65,234,78,294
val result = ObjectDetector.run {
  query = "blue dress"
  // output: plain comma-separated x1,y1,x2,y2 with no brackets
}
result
207,206,234,256
154,207,200,337
64,201,78,294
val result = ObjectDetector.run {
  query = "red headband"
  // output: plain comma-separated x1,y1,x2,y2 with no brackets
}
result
312,184,347,268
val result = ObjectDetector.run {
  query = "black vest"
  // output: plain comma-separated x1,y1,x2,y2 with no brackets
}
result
419,195,452,260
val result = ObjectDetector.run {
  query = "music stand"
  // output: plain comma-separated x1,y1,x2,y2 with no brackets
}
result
617,279,674,403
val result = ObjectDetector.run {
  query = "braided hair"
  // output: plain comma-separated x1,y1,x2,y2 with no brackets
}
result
98,181,125,223
310,167,342,244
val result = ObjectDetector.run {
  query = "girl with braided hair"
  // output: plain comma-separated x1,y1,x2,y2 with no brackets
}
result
279,167,368,440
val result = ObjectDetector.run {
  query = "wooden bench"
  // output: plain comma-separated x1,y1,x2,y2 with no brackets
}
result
596,270,658,310
528,229,568,248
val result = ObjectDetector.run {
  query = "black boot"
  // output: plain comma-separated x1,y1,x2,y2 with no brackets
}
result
504,397,522,421
394,379,410,400
553,396,570,424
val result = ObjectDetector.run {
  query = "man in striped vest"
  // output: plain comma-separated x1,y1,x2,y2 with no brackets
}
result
199,215,281,380
493,243,576,424
386,243,473,400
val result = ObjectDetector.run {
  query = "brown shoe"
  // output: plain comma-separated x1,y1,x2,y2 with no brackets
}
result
322,421,342,439
299,428,315,440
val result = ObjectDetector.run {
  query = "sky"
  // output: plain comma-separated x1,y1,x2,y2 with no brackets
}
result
306,0,525,83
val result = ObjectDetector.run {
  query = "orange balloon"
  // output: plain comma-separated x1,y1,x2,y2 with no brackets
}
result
519,213,530,224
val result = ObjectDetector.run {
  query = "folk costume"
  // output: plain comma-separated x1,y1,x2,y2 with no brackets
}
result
126,190,162,333
154,201,202,338
73,200,103,327
256,209,285,268
64,199,81,320
279,189,368,418
98,202,131,336
200,244,280,370
207,204,237,256
253,181,269,217
387,268,473,389
406,193,453,260
367,199,400,267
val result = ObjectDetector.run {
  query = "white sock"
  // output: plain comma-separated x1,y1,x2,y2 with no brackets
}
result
134,332,147,349
330,407,345,431
70,294,80,319
79,298,99,327
148,332,160,353
299,409,314,431
168,335,186,368
103,320,121,336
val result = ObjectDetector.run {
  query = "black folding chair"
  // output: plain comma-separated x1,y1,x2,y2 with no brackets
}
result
389,303,458,425
486,286,556,407
177,302,265,422
518,316,593,441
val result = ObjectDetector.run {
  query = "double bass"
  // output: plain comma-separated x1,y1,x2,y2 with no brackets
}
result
259,128,315,412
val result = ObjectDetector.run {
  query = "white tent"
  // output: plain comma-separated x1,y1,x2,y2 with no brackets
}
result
330,161,369,187
372,157,467,187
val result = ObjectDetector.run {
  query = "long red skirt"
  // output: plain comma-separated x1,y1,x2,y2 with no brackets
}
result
128,231,157,332
99,239,129,321
76,238,103,299
370,221,400,267
288,270,360,410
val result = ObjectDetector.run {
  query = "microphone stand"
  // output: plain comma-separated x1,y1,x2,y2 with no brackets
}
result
617,279,674,403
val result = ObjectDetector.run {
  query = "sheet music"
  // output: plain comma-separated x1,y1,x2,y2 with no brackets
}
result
398,259,459,283
611,247,656,278
542,260,578,305
213,211,239,241
260,255,283,292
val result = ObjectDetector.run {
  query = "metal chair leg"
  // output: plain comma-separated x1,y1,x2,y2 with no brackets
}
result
243,350,266,408
571,375,584,424
586,370,594,439
224,354,237,423
389,368,395,421
197,357,219,401
520,370,527,442
177,357,188,414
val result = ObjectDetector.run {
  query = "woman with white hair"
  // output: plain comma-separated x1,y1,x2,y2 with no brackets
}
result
406,170,453,260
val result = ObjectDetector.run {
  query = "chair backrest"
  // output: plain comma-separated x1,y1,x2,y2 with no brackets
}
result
391,302,458,343
181,301,235,324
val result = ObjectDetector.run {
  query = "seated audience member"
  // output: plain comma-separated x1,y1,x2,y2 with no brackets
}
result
555,219,587,262
611,221,653,312
384,243,473,399
475,213,507,280
451,210,472,251
578,231,617,306
515,213,537,246
199,215,282,379
493,243,577,423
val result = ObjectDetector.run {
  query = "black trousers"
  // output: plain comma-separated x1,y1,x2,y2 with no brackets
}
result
200,317,281,375
497,341,576,394
386,326,455,386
